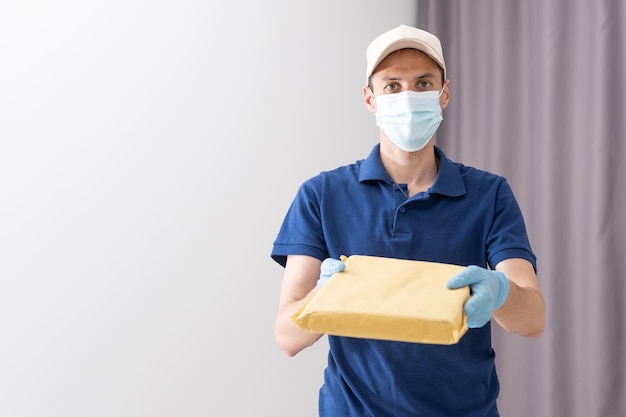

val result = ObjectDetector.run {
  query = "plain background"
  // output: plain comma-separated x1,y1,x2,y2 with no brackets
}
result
0,1,417,416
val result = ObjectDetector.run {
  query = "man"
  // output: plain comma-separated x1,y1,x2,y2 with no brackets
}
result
271,24,545,417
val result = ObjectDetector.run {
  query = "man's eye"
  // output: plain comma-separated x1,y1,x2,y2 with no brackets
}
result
418,81,432,89
384,83,399,92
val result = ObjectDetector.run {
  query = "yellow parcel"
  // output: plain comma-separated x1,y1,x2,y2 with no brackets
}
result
292,255,470,345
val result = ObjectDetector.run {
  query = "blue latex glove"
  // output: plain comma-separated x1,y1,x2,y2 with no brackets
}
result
316,258,346,288
446,265,510,328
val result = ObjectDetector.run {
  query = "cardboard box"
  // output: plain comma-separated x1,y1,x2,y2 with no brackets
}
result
292,255,470,344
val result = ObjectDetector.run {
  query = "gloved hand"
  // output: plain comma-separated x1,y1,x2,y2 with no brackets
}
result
446,265,510,328
316,258,346,289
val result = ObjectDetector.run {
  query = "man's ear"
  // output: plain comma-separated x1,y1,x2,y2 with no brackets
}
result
440,79,451,110
363,86,376,113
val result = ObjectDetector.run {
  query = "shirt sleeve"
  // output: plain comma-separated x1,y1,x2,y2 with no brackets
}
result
486,179,537,271
271,179,328,267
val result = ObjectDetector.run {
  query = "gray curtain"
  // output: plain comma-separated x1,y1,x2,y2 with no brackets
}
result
418,1,626,416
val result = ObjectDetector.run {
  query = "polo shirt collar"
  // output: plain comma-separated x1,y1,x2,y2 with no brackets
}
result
359,144,466,197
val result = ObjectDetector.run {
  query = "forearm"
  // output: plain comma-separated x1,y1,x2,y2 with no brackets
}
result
275,289,324,357
493,280,546,338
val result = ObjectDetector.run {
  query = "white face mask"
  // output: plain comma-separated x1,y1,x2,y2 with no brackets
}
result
373,90,443,152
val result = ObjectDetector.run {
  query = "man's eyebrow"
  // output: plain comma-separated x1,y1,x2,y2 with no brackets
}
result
381,75,402,81
414,72,438,80
381,72,438,81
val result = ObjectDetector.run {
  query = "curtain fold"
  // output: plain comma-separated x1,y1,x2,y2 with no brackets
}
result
418,1,626,416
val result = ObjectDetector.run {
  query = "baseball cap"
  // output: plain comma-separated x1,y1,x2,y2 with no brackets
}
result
365,25,446,83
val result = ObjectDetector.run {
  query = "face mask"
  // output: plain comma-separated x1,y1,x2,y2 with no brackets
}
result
373,90,443,152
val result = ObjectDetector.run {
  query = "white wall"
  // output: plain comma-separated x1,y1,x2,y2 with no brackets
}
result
0,1,416,416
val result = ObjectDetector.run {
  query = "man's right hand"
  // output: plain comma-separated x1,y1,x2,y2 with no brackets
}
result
316,258,346,288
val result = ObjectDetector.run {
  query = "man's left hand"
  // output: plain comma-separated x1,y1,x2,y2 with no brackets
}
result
447,265,510,328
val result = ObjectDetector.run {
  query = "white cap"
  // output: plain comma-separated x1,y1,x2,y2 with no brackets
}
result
366,25,446,83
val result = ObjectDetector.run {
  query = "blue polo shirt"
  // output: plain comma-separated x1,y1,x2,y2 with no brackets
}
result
271,144,536,417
